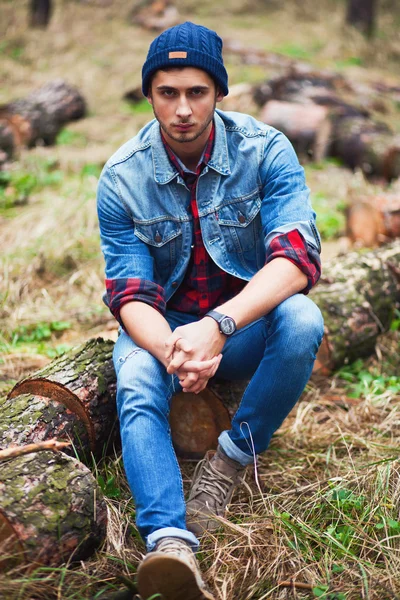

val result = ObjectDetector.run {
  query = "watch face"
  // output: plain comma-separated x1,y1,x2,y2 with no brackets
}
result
220,316,236,336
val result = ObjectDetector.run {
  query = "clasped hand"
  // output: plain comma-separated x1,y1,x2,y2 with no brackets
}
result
164,318,225,394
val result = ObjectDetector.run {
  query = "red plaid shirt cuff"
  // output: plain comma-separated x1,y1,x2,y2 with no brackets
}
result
265,229,321,293
105,278,166,326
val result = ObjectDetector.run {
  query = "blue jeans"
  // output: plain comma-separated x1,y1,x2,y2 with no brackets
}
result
113,294,324,551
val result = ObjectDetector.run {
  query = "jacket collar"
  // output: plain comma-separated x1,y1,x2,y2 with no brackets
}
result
151,111,231,184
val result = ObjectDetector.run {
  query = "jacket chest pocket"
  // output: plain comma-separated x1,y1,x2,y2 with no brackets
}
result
134,219,182,270
216,194,262,253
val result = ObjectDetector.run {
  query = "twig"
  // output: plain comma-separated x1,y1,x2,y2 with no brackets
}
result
0,439,71,461
278,580,314,590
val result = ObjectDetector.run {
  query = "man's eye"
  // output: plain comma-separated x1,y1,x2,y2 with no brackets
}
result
162,90,176,97
190,89,204,96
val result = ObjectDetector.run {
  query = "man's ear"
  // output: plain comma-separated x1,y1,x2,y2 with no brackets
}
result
216,88,224,103
147,94,153,106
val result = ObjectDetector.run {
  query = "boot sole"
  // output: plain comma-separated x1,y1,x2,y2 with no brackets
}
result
137,554,215,600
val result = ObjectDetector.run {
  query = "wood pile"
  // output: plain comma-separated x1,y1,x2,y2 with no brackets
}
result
252,69,400,181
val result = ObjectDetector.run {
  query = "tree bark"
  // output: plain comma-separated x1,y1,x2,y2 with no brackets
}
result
0,80,86,160
7,338,118,458
331,116,400,182
311,240,400,373
29,0,52,28
346,0,377,38
0,393,90,458
0,451,107,569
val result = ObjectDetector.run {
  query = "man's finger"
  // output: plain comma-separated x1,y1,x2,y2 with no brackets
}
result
167,350,191,374
179,357,219,373
165,335,192,360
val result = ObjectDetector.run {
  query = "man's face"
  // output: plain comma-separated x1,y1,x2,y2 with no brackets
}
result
148,67,224,147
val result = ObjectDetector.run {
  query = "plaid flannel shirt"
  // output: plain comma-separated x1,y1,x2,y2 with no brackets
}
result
105,125,321,324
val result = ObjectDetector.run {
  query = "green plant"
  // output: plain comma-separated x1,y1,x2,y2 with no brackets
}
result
56,128,88,147
338,359,400,398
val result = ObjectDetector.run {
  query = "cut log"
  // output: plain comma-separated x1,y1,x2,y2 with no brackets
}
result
260,100,332,161
330,116,400,181
0,450,107,568
311,240,400,373
0,393,90,457
7,338,117,458
253,69,351,107
0,80,86,160
169,388,231,459
346,194,400,247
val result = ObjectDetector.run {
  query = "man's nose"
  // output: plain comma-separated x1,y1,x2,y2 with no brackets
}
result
176,95,192,119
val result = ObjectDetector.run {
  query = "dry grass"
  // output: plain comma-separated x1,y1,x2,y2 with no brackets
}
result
1,0,400,598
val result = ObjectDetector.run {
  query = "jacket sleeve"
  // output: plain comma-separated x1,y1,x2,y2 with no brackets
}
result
97,165,166,323
259,129,322,260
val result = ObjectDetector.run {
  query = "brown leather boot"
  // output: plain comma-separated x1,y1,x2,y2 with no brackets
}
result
137,537,215,600
186,446,247,537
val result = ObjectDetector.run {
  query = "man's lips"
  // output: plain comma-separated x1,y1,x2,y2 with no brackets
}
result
174,123,195,130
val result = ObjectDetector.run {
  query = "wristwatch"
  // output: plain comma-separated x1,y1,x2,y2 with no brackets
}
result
205,310,237,336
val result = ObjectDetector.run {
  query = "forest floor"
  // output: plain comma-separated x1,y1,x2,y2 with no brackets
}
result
0,1,400,599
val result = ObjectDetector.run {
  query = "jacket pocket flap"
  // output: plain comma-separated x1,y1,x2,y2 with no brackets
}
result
134,220,182,247
217,195,261,227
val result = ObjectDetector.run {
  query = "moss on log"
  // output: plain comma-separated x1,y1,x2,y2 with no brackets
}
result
0,393,89,456
311,240,400,372
7,338,117,456
0,451,107,568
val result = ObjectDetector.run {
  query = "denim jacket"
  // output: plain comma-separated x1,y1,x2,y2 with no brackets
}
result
97,109,321,304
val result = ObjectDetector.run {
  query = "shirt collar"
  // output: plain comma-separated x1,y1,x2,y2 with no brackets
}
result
151,111,230,184
161,123,215,179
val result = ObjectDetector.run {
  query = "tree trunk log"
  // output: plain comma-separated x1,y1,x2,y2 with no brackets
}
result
331,116,400,182
0,450,107,569
0,393,90,458
260,100,332,161
346,0,377,38
7,338,117,458
311,241,400,374
346,194,400,247
29,0,52,28
0,80,86,159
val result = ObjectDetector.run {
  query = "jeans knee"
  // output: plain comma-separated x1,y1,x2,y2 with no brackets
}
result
273,294,324,352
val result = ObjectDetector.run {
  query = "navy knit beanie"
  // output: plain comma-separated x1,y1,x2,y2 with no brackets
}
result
142,21,228,97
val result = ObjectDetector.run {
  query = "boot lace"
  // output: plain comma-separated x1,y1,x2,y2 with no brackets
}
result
189,460,238,509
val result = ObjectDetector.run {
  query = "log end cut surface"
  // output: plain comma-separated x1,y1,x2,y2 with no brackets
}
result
170,389,231,459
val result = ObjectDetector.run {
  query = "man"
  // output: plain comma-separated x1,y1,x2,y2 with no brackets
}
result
97,21,324,600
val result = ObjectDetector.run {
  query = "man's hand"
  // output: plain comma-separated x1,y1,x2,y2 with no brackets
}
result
165,318,226,393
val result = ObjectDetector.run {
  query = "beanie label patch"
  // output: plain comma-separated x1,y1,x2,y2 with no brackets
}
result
169,51,187,59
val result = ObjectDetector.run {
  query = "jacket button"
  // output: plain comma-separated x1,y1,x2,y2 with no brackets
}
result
155,234,162,243
238,214,246,224
172,281,178,288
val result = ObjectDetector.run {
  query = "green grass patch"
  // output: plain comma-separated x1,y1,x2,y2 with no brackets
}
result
311,191,346,240
337,359,400,399
56,128,88,147
122,98,153,115
0,321,72,360
0,159,64,210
